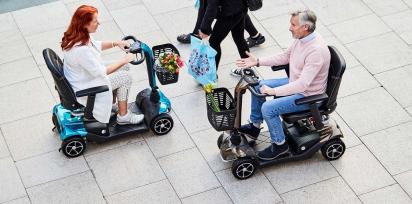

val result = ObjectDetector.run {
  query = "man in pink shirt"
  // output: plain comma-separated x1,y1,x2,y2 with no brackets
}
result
235,10,331,160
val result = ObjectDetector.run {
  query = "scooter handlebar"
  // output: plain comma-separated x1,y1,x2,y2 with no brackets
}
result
121,35,145,65
247,86,268,98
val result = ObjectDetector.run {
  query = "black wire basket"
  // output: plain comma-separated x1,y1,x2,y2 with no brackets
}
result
206,88,237,131
152,43,180,85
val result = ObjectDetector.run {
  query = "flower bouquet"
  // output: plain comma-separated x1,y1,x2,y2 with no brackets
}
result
154,52,183,85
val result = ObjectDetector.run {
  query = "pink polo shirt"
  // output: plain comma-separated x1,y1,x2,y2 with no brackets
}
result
260,33,331,97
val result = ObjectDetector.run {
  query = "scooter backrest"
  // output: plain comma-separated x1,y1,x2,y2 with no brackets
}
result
324,46,346,113
42,48,82,110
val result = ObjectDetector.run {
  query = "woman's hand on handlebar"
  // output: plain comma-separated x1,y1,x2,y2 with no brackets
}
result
235,51,257,68
117,40,131,52
122,53,135,65
259,85,276,95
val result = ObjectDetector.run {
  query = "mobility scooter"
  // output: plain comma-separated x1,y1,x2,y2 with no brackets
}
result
207,46,346,179
43,36,180,158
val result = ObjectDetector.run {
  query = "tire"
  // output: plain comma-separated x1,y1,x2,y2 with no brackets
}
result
217,133,224,148
231,158,257,180
61,137,86,158
52,114,58,132
150,114,174,135
321,139,345,161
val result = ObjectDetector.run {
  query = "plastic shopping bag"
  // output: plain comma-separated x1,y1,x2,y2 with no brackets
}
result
194,0,200,9
187,36,217,85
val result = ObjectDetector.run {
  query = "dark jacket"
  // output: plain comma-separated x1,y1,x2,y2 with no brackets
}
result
200,0,248,35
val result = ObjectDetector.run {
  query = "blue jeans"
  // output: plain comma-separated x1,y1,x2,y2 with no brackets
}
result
250,78,311,145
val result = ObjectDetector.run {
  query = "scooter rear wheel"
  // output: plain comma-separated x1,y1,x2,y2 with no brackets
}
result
321,139,345,161
231,158,257,180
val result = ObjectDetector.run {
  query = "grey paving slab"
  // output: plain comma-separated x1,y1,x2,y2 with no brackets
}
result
323,36,360,68
142,0,194,15
144,112,195,158
181,187,233,204
158,148,220,198
336,87,411,136
382,10,412,45
153,7,198,43
375,65,412,108
361,122,412,175
362,0,409,16
0,130,10,159
170,90,209,133
27,171,105,204
16,151,89,187
0,29,32,65
346,32,412,74
1,113,60,161
359,184,412,204
0,57,42,88
85,141,165,195
280,177,361,204
2,197,31,204
0,12,18,33
331,145,395,195
216,170,282,204
65,0,113,22
106,180,180,204
338,65,380,98
329,113,362,148
38,65,60,102
102,0,142,11
0,78,56,124
111,4,159,36
305,0,372,25
0,157,27,203
135,29,170,47
261,14,333,49
190,128,230,172
407,106,412,116
395,170,412,197
12,1,70,36
25,28,65,66
252,0,305,20
328,14,391,44
263,153,339,194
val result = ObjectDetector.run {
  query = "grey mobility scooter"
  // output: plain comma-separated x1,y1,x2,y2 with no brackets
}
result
207,46,346,179
43,36,179,158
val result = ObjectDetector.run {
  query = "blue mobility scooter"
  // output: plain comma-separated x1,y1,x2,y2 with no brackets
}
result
207,46,346,179
43,36,179,158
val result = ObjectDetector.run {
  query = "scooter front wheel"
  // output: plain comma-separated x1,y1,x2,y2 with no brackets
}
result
321,139,345,161
231,158,257,180
151,114,174,135
217,133,224,148
61,137,86,158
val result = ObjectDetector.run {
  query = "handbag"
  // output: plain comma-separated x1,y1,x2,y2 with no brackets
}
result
246,0,262,11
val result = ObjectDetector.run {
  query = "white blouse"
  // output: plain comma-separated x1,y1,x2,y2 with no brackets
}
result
63,38,112,123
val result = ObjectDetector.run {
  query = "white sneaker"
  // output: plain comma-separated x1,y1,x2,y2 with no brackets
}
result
117,111,144,125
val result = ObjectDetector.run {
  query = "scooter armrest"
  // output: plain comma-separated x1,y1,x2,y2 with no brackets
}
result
76,85,109,97
271,64,289,72
295,93,328,105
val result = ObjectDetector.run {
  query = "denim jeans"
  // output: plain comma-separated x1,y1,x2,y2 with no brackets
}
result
250,78,311,145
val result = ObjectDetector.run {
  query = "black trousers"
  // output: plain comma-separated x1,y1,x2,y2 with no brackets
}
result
192,0,258,38
209,12,249,70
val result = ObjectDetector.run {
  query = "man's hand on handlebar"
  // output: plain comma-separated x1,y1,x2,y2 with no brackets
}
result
236,51,258,68
259,85,276,95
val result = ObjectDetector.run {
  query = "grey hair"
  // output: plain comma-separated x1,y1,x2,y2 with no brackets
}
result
290,10,317,32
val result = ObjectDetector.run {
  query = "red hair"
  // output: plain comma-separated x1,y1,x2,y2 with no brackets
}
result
61,5,98,51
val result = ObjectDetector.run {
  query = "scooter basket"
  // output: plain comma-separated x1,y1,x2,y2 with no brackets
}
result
152,43,180,85
206,88,236,131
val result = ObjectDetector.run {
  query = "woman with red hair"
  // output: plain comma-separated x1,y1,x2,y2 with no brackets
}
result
62,5,143,125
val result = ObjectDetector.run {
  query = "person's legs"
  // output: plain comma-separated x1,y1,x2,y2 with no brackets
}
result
230,13,249,59
209,17,233,70
257,93,311,160
177,0,206,43
239,78,289,139
244,14,258,37
108,70,144,125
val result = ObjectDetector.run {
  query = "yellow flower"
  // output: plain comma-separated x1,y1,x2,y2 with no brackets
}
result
203,83,214,93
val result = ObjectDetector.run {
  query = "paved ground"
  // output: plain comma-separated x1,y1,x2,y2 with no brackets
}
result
1,0,412,203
